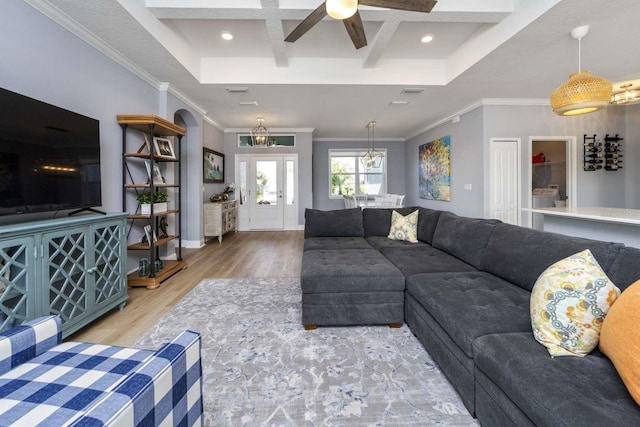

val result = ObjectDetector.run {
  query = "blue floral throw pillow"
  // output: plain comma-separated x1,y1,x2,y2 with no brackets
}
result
387,210,419,243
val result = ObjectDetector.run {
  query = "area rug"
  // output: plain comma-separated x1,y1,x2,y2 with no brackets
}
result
135,277,479,426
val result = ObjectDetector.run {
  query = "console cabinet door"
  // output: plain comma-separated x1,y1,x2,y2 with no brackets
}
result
0,236,37,332
92,219,126,311
42,225,90,332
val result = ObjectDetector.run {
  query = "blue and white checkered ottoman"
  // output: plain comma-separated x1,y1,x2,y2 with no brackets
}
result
0,316,203,426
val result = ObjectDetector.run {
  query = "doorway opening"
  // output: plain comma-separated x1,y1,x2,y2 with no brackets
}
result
527,136,576,229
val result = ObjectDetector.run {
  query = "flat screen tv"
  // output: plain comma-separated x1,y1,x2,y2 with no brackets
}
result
0,87,101,216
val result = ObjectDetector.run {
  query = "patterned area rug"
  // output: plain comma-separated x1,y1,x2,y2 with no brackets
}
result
135,277,478,426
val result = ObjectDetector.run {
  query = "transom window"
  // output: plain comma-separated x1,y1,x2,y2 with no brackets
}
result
329,149,387,198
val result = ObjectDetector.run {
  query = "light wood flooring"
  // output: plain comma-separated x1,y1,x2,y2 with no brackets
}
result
70,230,304,347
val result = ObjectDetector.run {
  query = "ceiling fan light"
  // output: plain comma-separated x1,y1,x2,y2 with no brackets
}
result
326,0,358,20
550,71,612,116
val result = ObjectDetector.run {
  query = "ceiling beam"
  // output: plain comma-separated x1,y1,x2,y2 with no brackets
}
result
362,19,400,69
261,0,289,67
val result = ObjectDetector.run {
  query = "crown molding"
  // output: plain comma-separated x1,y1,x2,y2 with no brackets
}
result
224,128,315,133
313,137,406,142
24,0,221,126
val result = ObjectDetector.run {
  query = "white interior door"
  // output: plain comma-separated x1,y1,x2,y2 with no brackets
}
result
250,157,284,230
490,138,520,225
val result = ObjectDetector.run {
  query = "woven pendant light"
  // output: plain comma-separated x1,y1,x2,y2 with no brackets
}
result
550,25,612,116
551,71,612,116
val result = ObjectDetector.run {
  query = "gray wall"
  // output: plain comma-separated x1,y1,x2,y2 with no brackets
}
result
404,103,636,221
405,107,484,218
223,130,313,226
313,139,407,211
0,1,207,269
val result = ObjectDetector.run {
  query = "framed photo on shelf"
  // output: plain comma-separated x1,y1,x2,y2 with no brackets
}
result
203,147,224,183
153,137,176,159
143,225,157,246
145,161,165,185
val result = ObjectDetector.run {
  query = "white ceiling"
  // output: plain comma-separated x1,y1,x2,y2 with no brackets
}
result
32,0,640,139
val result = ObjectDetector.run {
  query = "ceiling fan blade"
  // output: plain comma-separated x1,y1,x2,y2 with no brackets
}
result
285,3,327,43
359,0,437,13
343,10,367,49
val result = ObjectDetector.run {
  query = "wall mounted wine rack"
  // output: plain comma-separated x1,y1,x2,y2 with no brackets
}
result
583,134,623,171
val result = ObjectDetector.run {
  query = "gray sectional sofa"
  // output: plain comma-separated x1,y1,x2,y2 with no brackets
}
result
300,207,640,426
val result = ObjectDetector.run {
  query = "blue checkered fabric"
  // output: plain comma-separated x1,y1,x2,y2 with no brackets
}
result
71,330,203,426
0,316,203,426
0,316,62,376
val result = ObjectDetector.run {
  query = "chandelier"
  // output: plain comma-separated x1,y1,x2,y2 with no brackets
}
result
251,117,270,147
550,25,612,116
360,121,384,170
610,81,640,105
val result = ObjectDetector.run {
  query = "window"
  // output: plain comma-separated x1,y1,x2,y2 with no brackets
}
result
329,149,387,198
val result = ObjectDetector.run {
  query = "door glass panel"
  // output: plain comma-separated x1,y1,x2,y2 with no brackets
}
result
286,160,294,205
239,161,247,205
256,160,278,205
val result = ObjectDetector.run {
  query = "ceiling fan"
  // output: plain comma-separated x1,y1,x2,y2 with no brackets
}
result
284,0,438,49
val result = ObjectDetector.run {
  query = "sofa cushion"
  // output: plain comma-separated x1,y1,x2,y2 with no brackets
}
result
530,249,620,357
362,207,417,237
406,272,531,358
431,212,500,269
600,279,640,405
416,208,443,244
388,209,419,243
474,332,640,427
482,223,623,292
605,246,640,291
382,246,477,277
366,236,429,251
301,249,405,293
304,208,363,238
303,237,372,251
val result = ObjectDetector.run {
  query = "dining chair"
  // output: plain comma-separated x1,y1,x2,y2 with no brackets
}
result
374,196,397,208
354,194,368,207
343,195,357,209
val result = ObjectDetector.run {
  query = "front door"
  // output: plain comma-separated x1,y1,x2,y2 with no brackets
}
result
250,157,284,230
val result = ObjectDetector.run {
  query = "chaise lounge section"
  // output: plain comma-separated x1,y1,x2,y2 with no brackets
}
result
301,206,640,426
0,316,203,426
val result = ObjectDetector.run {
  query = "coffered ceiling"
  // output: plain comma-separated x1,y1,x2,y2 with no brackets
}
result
32,0,640,139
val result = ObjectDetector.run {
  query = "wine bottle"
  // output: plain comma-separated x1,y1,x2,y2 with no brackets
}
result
584,153,604,158
604,134,623,142
584,164,603,171
605,165,621,170
605,153,622,158
584,159,604,164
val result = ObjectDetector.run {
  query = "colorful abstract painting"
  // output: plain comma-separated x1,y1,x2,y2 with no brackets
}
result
419,135,451,201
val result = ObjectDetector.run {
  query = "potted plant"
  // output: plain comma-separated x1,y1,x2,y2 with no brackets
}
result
136,191,168,214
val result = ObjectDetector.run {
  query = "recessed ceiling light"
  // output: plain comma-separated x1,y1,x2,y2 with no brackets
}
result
421,34,435,44
220,31,234,41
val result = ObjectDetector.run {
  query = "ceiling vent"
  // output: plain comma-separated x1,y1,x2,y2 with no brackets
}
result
226,87,249,93
239,101,258,106
401,88,425,94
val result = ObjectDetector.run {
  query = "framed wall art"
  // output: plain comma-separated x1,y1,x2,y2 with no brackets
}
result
203,147,224,183
419,135,451,202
